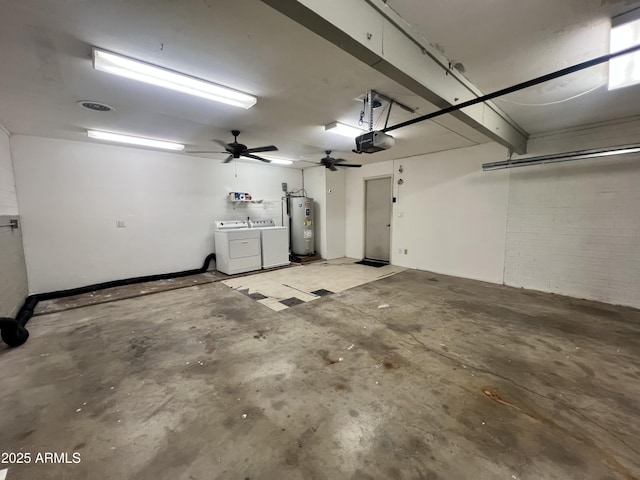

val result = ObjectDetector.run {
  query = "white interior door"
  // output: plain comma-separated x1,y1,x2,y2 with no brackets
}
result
364,177,392,262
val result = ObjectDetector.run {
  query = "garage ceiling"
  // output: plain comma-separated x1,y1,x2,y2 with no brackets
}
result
386,0,640,135
1,0,639,169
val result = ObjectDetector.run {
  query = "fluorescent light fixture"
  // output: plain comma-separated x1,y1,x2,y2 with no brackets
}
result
482,143,640,171
92,48,257,109
257,155,293,165
609,12,640,90
325,121,365,138
87,130,185,151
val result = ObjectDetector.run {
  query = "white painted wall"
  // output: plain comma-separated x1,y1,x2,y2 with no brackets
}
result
345,143,510,283
392,143,510,283
11,135,302,293
302,166,325,257
303,166,346,260
325,168,345,260
0,126,18,215
504,118,640,308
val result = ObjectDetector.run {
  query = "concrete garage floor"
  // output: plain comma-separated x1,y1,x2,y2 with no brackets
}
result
1,268,639,480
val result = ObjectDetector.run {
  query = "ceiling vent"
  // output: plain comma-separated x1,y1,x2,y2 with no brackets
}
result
77,101,115,112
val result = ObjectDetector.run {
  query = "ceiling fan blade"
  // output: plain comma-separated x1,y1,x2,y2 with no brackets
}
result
187,150,226,154
329,165,338,172
223,155,234,163
213,139,229,149
243,153,272,163
332,158,347,163
245,145,278,154
337,163,362,168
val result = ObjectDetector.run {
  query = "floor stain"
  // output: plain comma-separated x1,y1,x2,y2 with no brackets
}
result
318,349,338,365
573,361,595,377
203,332,215,354
482,388,639,480
128,337,152,358
297,425,319,448
483,388,523,411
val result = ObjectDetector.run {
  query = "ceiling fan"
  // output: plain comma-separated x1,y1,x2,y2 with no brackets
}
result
317,150,362,171
188,130,278,163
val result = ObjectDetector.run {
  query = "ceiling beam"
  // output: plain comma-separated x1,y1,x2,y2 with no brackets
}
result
261,0,529,154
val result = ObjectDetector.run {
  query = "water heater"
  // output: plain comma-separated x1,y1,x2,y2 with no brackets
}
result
289,196,314,255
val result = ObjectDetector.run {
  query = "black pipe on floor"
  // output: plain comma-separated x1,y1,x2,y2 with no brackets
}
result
0,253,216,348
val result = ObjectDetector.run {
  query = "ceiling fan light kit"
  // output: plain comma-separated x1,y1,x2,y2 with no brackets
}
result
92,48,257,109
87,129,185,151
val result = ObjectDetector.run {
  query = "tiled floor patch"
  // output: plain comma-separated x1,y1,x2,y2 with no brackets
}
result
236,288,268,301
311,289,334,297
280,297,305,307
223,258,404,311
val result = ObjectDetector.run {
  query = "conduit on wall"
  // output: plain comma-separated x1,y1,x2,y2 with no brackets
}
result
482,143,640,171
0,254,216,348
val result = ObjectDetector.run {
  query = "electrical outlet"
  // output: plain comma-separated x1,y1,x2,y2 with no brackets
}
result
116,220,126,228
282,182,288,192
404,249,408,254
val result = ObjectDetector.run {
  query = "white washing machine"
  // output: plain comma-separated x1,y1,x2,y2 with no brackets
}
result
249,219,290,269
214,220,262,275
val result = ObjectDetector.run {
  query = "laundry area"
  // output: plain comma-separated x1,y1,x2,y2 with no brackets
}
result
1,1,640,479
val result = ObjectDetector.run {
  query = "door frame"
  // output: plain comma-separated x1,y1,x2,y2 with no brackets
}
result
362,175,393,261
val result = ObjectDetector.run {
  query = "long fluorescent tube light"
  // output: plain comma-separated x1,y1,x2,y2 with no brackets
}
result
93,48,257,109
325,121,365,138
609,25,640,89
87,130,185,151
255,155,293,165
609,10,640,89
482,143,640,171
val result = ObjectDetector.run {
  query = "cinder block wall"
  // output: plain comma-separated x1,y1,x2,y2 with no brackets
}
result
504,119,640,308
0,126,28,317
